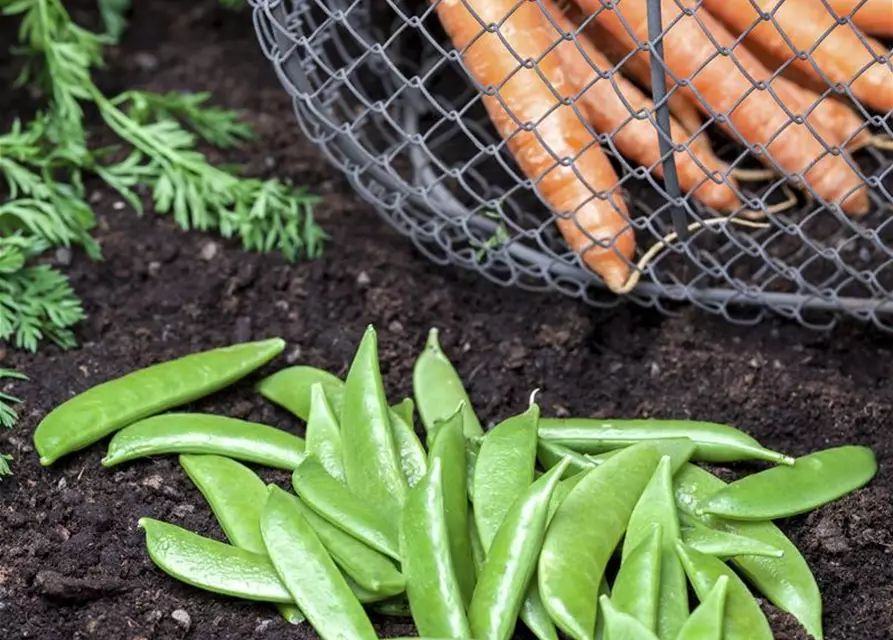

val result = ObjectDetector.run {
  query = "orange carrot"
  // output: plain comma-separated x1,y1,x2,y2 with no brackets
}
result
702,0,893,114
541,0,742,211
434,0,635,291
583,0,869,215
823,0,893,38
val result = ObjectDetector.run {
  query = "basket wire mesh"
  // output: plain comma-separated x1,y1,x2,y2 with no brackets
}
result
250,0,893,329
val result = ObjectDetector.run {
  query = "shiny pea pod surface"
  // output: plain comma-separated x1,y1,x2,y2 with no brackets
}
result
35,338,285,466
598,595,660,640
340,325,408,518
675,464,823,639
255,365,345,421
675,542,773,640
427,407,476,606
473,403,539,549
623,455,692,640
283,491,405,596
611,525,661,633
260,486,378,639
390,399,428,488
400,458,472,638
178,454,304,623
680,518,784,559
700,445,878,521
412,328,483,438
539,442,662,640
102,414,306,470
468,458,571,640
538,418,793,465
674,575,728,640
291,455,400,561
304,383,346,484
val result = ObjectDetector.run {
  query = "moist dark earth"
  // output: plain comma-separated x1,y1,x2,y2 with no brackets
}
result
1,1,892,639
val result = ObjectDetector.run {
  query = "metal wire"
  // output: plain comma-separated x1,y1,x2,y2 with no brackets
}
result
250,0,893,330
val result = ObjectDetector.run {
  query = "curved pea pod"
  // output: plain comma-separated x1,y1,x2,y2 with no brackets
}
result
137,517,383,605
538,418,794,465
370,596,411,617
413,327,483,438
469,508,486,576
537,439,596,477
612,525,661,633
469,458,571,640
282,490,404,596
519,583,560,640
304,382,346,483
623,455,692,640
598,595,660,640
178,454,304,623
340,325,408,517
675,575,728,640
391,399,428,488
35,338,286,466
291,454,400,561
260,485,378,639
680,518,784,558
428,407,476,606
255,365,345,420
101,414,306,470
539,442,662,640
675,464,823,639
675,542,773,640
700,445,878,521
473,402,539,549
401,458,472,638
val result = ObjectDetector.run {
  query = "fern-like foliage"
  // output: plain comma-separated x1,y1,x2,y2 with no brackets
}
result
0,368,27,479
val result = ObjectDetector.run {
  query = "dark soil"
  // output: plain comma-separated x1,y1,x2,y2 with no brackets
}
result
1,1,891,639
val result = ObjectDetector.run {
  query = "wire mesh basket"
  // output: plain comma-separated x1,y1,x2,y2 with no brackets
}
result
250,0,893,330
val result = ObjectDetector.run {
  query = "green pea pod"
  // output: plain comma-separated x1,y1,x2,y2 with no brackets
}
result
538,418,794,465
428,406,476,606
401,458,472,638
35,338,285,466
291,455,400,561
539,442,662,640
598,595,661,640
392,397,415,428
370,596,411,617
255,365,345,420
282,490,405,596
178,454,304,624
519,581,560,640
675,464,823,639
305,382,346,484
674,575,728,640
468,457,571,640
675,542,773,640
612,525,661,633
137,517,383,605
536,439,597,476
547,468,592,523
391,401,428,488
680,518,784,558
101,414,306,470
340,325,408,518
260,485,378,639
473,402,539,549
469,506,486,576
413,328,483,438
622,456,691,640
700,445,878,521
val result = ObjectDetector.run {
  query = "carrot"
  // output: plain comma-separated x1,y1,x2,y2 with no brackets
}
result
583,0,869,215
541,0,742,211
579,17,711,149
702,0,893,114
822,0,893,38
434,0,635,291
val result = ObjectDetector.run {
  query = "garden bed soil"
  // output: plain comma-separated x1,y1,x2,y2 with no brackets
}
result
1,1,892,639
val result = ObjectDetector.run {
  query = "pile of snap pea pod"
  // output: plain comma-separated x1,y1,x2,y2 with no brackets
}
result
32,326,880,640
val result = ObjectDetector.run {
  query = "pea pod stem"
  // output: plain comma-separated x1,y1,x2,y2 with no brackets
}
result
101,413,306,470
35,338,286,465
260,486,378,639
538,418,794,465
